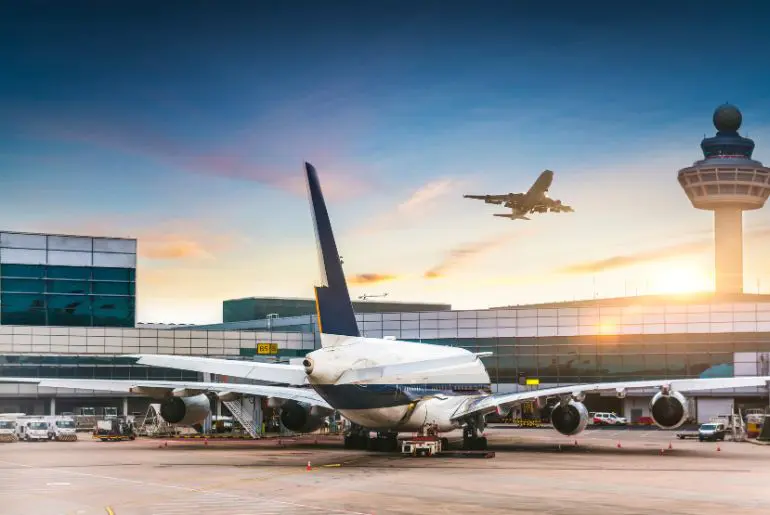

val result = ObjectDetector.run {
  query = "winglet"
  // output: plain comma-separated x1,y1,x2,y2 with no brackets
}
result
305,162,360,340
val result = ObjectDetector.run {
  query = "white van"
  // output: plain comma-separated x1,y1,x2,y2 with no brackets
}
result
0,419,17,442
46,417,77,441
17,419,50,441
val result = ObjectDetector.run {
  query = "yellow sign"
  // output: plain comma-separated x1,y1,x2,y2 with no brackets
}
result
257,343,279,355
525,378,540,386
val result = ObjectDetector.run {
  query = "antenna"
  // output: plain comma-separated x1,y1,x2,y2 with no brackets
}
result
358,293,389,301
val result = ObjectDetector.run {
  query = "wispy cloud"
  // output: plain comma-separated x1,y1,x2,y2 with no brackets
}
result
558,240,711,274
347,273,399,285
27,217,238,262
424,231,520,279
558,226,770,275
357,177,464,234
19,110,375,200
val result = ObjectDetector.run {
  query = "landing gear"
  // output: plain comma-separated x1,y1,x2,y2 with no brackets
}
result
462,416,488,451
343,425,398,452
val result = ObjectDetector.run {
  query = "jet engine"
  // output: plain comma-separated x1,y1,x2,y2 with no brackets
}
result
159,393,211,425
550,400,590,436
278,400,331,433
650,390,689,429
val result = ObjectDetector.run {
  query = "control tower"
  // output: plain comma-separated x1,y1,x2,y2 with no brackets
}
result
678,104,770,293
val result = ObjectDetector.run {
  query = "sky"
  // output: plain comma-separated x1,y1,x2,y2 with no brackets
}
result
3,0,770,324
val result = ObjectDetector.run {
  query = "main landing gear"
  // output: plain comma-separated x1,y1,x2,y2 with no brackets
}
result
343,425,399,452
462,417,487,451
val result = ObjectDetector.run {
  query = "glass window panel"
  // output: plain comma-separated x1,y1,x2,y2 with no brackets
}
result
597,355,624,378
46,266,91,280
91,281,134,295
92,295,135,327
92,267,134,281
2,278,44,293
47,294,91,326
47,280,89,294
0,293,46,325
0,264,45,278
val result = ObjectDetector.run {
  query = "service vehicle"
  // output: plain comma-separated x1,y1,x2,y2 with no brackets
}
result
17,419,50,441
0,419,17,442
698,422,727,441
94,417,136,441
590,412,628,425
46,416,78,441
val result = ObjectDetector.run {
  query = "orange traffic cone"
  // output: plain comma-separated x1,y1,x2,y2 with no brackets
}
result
574,440,578,446
668,441,672,450
164,441,168,447
717,445,721,452
616,441,622,449
306,461,312,471
204,438,208,446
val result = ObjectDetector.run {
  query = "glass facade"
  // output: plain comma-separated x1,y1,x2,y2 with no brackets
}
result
0,355,198,381
194,301,770,389
223,297,451,323
0,231,137,328
0,264,135,327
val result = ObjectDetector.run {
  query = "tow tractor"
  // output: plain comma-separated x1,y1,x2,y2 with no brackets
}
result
399,425,494,458
93,417,136,441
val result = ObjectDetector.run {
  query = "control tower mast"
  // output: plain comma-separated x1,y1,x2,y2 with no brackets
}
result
678,104,770,293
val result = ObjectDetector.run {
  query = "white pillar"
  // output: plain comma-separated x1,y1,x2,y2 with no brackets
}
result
122,397,128,417
49,398,56,416
714,207,743,293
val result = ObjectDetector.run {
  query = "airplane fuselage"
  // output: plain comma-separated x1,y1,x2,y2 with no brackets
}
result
303,336,490,431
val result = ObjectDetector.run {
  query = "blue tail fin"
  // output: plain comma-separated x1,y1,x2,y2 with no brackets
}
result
305,162,360,338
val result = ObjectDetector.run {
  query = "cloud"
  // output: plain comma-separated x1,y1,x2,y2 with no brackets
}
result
558,226,770,275
347,273,399,285
19,111,375,201
26,216,237,262
137,229,235,261
558,240,711,274
357,177,464,234
424,232,519,279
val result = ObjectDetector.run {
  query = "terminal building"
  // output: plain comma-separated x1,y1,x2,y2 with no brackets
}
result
2,104,770,426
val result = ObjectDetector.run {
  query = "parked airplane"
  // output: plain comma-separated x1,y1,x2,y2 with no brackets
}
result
5,162,770,452
464,169,573,220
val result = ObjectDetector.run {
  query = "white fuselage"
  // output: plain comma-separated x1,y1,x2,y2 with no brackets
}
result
304,334,491,431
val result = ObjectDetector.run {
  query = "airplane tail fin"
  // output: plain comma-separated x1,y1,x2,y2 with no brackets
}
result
305,162,360,343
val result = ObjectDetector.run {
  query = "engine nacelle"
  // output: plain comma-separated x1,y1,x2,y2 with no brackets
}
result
650,390,689,429
160,393,211,425
279,400,331,433
550,400,590,436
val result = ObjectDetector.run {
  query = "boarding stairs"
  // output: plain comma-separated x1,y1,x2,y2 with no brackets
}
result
223,397,260,439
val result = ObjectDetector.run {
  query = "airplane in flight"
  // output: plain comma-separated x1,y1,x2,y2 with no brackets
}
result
5,163,770,452
464,169,574,220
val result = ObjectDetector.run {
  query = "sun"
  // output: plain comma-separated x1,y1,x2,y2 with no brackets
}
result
649,262,713,295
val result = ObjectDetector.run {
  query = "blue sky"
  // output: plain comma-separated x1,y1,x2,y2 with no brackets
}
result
3,1,770,323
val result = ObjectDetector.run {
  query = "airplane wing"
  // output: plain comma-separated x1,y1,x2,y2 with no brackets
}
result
0,377,330,408
463,194,511,205
130,354,308,385
450,376,770,421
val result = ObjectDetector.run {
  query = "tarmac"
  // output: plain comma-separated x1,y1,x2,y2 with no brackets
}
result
1,426,769,515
